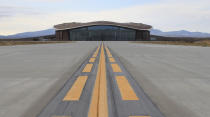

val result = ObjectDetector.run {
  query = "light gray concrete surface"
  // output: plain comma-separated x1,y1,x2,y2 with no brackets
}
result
105,48,164,117
37,47,100,117
0,42,99,117
38,44,164,117
105,42,210,117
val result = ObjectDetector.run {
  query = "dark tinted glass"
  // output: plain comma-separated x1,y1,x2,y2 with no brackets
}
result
69,25,135,41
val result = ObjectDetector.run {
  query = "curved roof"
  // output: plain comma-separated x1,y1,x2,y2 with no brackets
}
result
54,21,152,31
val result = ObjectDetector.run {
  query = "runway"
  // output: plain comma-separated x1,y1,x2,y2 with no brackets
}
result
1,42,210,117
37,43,164,117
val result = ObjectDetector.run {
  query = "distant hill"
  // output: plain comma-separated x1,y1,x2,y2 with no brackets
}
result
150,29,210,38
1,28,210,39
0,29,55,39
0,36,6,39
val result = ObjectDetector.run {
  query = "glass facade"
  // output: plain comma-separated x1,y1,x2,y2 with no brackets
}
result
69,25,136,41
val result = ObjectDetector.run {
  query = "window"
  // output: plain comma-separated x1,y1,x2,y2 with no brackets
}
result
69,25,136,41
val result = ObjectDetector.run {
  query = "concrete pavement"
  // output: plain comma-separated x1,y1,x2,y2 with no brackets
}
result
105,41,210,117
38,43,164,117
0,42,99,117
1,41,210,117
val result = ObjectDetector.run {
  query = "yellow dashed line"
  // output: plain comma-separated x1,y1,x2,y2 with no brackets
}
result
89,58,96,63
63,76,88,101
92,47,100,57
92,53,97,58
116,76,139,100
109,57,115,62
82,64,93,72
105,47,112,57
111,64,122,72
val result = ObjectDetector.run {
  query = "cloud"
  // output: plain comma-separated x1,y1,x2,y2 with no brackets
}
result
0,0,210,35
0,6,42,19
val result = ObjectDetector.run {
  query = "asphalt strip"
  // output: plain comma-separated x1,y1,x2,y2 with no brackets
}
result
109,48,198,117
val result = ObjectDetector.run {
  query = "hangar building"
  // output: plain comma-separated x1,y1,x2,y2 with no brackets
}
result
54,21,152,41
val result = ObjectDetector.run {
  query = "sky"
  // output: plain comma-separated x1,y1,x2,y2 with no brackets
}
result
0,0,209,35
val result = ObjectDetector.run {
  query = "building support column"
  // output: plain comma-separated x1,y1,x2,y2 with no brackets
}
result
55,30,70,41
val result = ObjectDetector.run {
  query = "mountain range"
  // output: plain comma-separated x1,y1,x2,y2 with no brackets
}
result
1,28,210,39
0,29,55,39
150,29,210,38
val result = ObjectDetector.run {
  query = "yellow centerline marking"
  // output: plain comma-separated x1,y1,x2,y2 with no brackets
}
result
116,76,139,100
109,57,115,62
111,64,122,72
88,43,108,117
82,64,93,72
105,47,112,57
89,58,96,63
63,76,88,101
